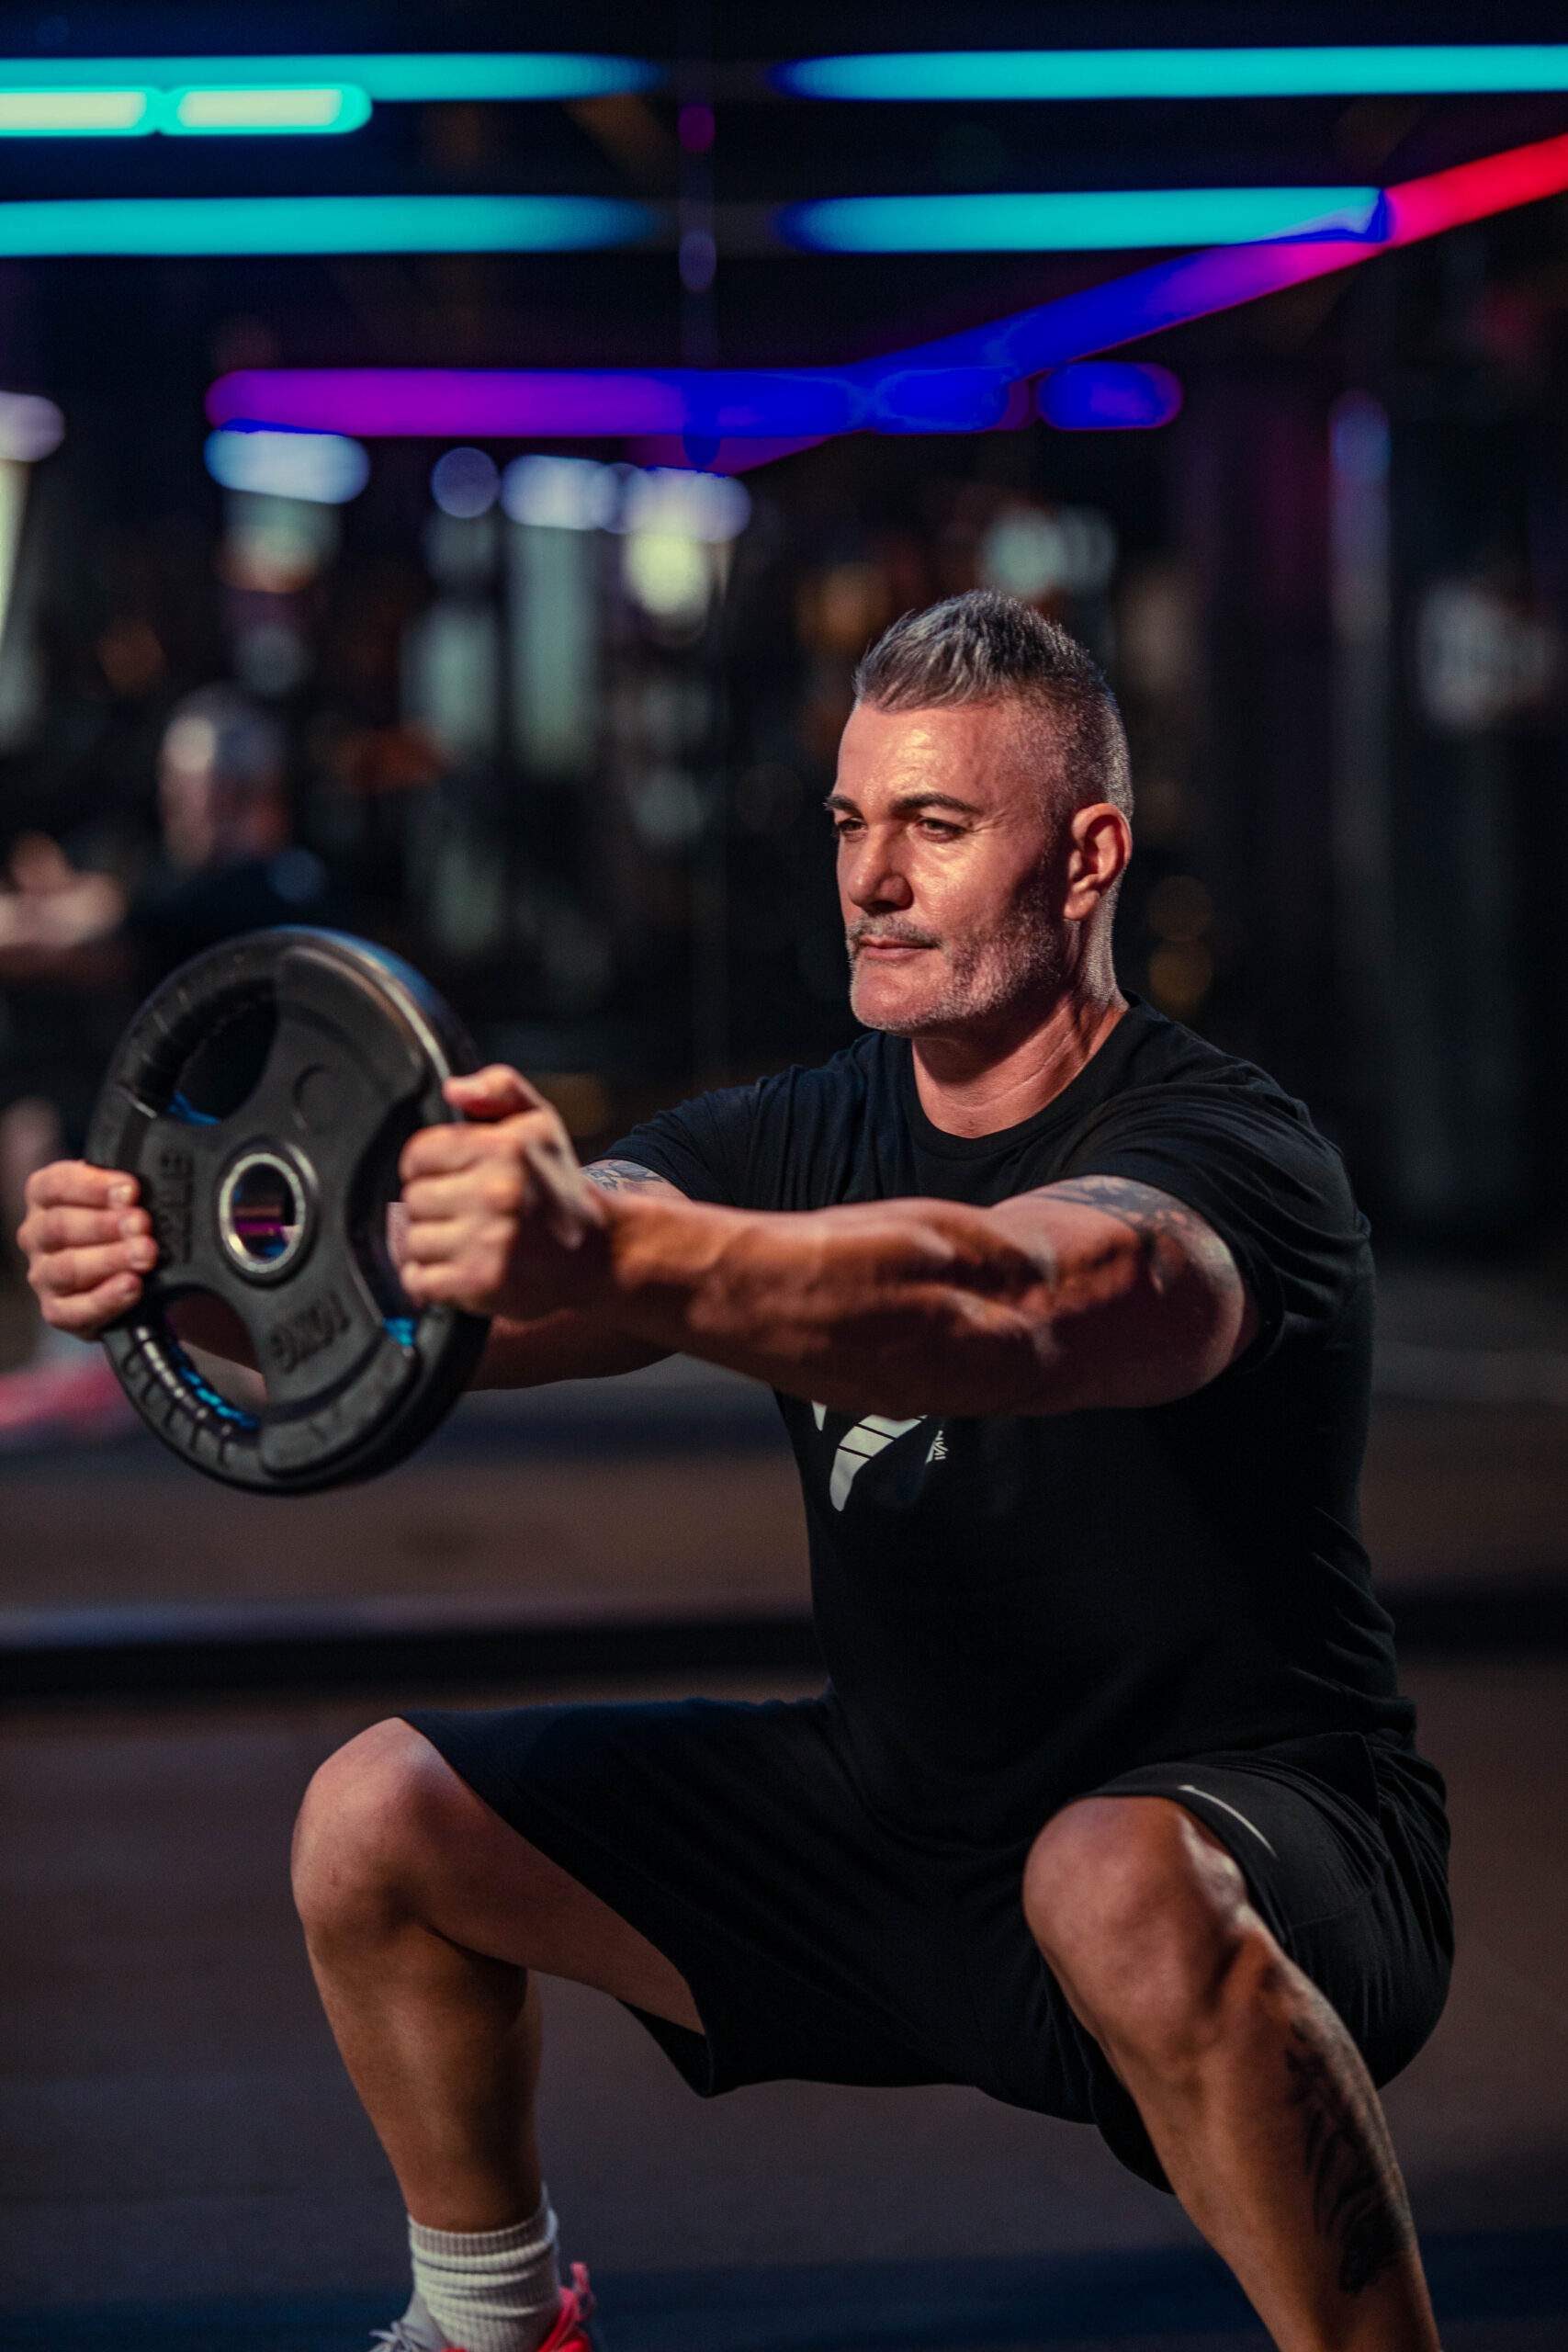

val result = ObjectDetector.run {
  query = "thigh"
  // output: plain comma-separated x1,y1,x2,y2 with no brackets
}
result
402,1693,992,2099
959,1730,1454,2189
378,1718,704,2029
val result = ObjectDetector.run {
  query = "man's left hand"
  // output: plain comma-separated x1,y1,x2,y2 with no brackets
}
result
398,1065,611,1321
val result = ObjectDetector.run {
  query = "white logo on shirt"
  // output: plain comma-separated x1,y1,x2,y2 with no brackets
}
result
810,1400,935,1509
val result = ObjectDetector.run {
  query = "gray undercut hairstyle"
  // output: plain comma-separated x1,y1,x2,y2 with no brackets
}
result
852,589,1133,822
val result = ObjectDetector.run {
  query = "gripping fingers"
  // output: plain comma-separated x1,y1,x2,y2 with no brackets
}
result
24,1204,149,1252
400,1261,466,1306
398,1216,468,1264
31,1236,157,1299
24,1159,138,1212
38,1270,142,1333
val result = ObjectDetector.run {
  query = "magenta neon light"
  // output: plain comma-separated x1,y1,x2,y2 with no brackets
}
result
205,130,1568,449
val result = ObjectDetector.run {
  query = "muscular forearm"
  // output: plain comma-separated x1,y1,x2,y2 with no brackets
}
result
473,1310,671,1389
594,1191,1067,1417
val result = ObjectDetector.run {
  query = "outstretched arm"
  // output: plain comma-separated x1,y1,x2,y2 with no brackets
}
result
397,1073,1258,1419
588,1173,1258,1417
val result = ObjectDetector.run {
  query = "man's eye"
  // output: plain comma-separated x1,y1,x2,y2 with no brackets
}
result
919,820,961,838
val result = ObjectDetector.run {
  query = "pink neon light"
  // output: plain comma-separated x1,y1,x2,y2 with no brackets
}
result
1383,130,1568,241
203,130,1568,458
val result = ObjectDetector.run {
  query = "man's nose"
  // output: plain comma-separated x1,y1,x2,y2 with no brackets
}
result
843,832,914,912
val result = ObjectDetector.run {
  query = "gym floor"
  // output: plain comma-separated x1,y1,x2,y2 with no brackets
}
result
2,1264,1565,2350
3,1674,1566,2346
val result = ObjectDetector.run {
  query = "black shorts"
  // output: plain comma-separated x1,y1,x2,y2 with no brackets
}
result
402,1694,1453,2189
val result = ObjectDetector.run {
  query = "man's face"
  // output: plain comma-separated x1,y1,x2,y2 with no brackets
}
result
829,699,1072,1037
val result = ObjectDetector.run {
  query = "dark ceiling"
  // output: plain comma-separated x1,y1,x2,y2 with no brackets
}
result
6,2,1568,390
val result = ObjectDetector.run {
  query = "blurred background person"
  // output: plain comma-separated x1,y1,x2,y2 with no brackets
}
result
0,684,332,1434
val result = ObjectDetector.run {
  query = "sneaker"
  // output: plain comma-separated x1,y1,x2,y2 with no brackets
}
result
541,2271,602,2352
371,2267,602,2352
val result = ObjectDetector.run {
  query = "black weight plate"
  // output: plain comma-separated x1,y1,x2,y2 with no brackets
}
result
85,928,491,1495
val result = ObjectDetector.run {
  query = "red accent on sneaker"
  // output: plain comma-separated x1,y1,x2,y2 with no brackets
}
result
428,2263,596,2352
536,2264,596,2350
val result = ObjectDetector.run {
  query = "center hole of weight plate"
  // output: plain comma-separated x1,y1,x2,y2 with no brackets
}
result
219,1151,308,1277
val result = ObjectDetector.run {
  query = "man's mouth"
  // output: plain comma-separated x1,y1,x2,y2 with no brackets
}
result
856,939,932,957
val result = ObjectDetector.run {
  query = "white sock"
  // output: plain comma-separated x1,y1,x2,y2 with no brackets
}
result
407,2191,562,2352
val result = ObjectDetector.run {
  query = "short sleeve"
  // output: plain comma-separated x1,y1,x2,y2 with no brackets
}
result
598,1080,763,1208
1056,1085,1370,1370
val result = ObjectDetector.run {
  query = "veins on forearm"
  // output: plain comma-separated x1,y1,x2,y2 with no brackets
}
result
1283,2017,1416,2295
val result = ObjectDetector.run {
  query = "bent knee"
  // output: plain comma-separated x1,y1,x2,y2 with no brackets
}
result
291,1717,457,1941
1023,1795,1273,2065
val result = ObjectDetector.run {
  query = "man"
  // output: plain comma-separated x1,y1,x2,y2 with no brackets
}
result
20,593,1451,2352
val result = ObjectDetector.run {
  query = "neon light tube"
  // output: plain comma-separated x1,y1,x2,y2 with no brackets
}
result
776,47,1568,100
852,130,1568,384
165,85,371,134
1038,364,1182,429
0,195,657,257
0,87,153,133
206,369,1012,438
0,54,660,99
781,188,1384,252
205,428,369,503
204,131,1568,447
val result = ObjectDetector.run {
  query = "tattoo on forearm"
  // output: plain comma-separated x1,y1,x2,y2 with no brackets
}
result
585,1159,671,1195
1283,2018,1416,2295
1043,1177,1231,1292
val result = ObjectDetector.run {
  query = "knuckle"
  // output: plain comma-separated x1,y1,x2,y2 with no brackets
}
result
400,1131,443,1182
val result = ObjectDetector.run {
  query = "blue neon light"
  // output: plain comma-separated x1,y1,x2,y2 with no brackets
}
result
1038,363,1183,430
208,366,1014,439
781,188,1385,252
0,195,657,257
0,53,660,99
165,85,372,134
200,129,1568,465
0,88,154,133
0,84,371,137
775,47,1568,100
205,427,370,503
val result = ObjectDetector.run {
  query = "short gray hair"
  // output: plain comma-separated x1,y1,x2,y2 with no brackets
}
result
852,589,1132,820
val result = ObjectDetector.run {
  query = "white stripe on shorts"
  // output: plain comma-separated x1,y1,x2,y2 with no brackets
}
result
1176,1783,1278,1857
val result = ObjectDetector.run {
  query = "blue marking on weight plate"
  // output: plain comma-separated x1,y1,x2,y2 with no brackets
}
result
168,1339,260,1429
169,1090,220,1125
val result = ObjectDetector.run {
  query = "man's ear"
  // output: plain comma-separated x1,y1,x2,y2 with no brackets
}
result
1064,803,1132,918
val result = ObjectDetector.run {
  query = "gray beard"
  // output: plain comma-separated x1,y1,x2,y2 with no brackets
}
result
849,902,1070,1037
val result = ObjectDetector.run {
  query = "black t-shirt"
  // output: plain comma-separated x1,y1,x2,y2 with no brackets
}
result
606,1000,1416,1842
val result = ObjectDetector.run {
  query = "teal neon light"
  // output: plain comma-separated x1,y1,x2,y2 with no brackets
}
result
776,47,1568,100
0,87,154,133
0,195,657,256
0,53,659,99
0,84,370,137
166,85,371,134
783,188,1385,252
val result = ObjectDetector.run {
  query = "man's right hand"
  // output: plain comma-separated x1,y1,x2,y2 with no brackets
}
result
17,1161,157,1338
